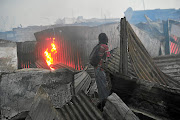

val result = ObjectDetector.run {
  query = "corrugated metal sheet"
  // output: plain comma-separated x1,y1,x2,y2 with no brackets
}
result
86,67,96,78
126,22,180,87
34,24,120,71
103,47,137,78
17,41,37,69
169,20,180,54
35,59,49,69
127,22,165,84
154,54,180,81
57,92,104,120
35,60,78,72
52,63,78,72
170,35,180,54
74,71,92,94
104,18,180,88
106,46,180,83
86,67,98,93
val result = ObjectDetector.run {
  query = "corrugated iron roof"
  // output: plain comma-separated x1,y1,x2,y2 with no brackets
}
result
35,60,78,72
74,71,92,94
103,47,137,78
104,18,180,88
154,54,180,81
57,92,104,120
127,22,180,88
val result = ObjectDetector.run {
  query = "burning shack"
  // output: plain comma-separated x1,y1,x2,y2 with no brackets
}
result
15,24,119,71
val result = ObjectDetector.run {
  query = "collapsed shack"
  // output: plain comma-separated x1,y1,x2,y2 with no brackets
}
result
103,18,180,120
135,16,180,56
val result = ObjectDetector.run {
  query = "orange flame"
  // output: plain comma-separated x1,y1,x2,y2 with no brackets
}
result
44,38,57,70
51,42,57,53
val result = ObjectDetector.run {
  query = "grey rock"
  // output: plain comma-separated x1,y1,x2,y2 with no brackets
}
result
0,68,73,119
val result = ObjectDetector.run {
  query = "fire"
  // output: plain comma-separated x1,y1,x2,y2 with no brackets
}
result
44,38,57,70
51,42,57,53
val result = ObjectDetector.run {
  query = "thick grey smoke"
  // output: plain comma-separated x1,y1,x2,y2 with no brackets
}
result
0,0,179,31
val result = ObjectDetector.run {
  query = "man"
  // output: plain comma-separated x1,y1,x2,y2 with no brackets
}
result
90,33,111,109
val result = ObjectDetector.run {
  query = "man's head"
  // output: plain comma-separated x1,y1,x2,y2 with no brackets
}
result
98,33,108,44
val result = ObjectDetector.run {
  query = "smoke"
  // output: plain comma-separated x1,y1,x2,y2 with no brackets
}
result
0,0,179,31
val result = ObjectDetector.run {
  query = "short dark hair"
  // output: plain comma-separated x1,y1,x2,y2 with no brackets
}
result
98,33,108,44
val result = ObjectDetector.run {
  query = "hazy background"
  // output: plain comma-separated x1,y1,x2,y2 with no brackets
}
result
0,0,180,31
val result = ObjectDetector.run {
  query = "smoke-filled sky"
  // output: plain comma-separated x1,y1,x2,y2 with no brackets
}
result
0,0,180,31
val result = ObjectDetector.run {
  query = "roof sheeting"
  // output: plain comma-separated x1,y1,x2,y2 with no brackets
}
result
57,92,104,120
104,18,180,88
35,60,78,72
154,54,180,81
103,47,137,78
127,22,167,85
127,21,180,87
74,71,92,94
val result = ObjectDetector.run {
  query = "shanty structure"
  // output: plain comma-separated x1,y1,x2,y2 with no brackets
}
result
103,17,180,120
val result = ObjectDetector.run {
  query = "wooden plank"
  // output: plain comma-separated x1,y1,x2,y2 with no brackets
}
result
119,17,128,75
122,18,128,75
119,18,123,73
163,20,170,55
103,93,139,120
